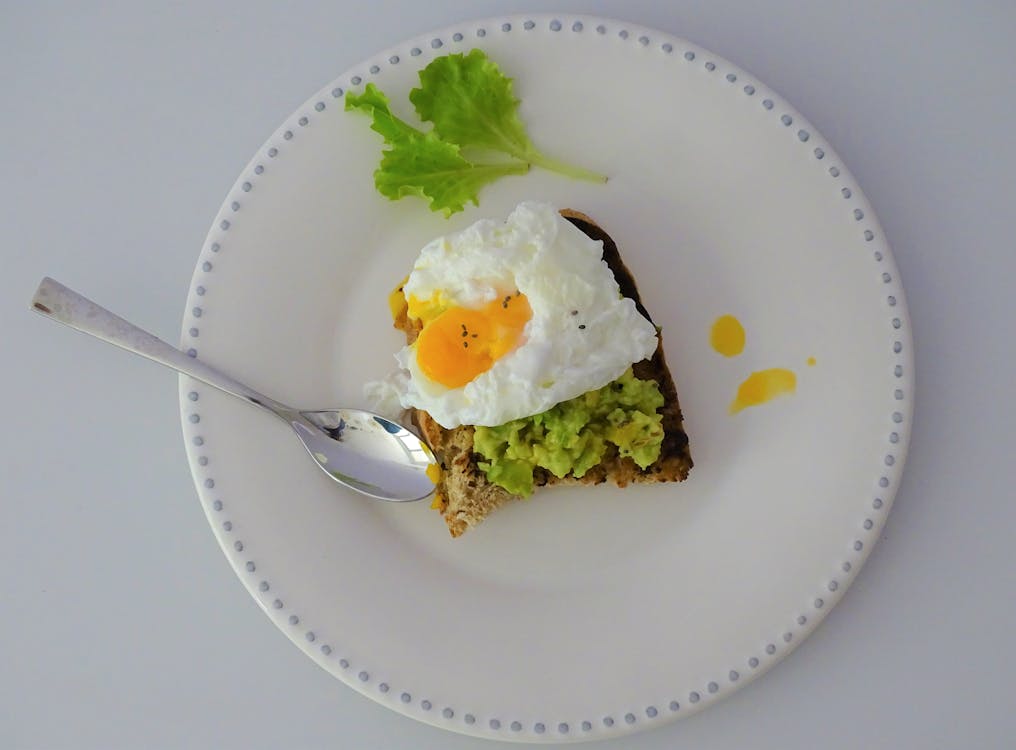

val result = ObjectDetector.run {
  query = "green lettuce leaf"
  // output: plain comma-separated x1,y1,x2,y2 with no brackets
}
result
346,84,528,216
410,49,605,183
410,49,531,159
345,52,606,215
344,83,422,144
374,138,528,217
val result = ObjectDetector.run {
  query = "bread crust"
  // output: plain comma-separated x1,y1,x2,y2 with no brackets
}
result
396,210,692,536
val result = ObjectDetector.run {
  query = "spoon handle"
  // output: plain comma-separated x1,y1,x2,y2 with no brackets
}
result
31,277,292,417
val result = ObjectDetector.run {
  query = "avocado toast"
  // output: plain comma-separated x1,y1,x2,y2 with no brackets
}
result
389,209,692,536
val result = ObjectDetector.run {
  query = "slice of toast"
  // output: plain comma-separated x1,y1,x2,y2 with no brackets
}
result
393,209,692,536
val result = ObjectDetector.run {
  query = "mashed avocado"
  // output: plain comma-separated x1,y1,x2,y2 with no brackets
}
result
473,369,665,497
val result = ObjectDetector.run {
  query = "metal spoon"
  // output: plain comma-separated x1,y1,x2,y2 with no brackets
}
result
30,277,435,502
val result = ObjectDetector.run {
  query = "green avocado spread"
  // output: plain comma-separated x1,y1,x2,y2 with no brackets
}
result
473,368,665,497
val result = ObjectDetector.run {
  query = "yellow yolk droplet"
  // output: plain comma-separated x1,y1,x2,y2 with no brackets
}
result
710,314,746,357
416,293,532,388
430,491,445,511
388,276,409,322
425,462,442,485
807,356,817,367
729,368,797,414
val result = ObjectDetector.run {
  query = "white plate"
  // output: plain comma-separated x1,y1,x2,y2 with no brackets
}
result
179,14,912,743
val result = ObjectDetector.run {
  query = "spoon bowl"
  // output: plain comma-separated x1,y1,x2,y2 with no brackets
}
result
31,277,436,503
295,410,435,501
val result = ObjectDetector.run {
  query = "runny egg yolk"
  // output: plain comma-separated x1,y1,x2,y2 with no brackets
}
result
416,293,532,388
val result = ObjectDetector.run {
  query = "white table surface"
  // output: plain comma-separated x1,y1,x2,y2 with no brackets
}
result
3,2,1014,748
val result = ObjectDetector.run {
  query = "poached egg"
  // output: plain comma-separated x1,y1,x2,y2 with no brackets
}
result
370,202,659,428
